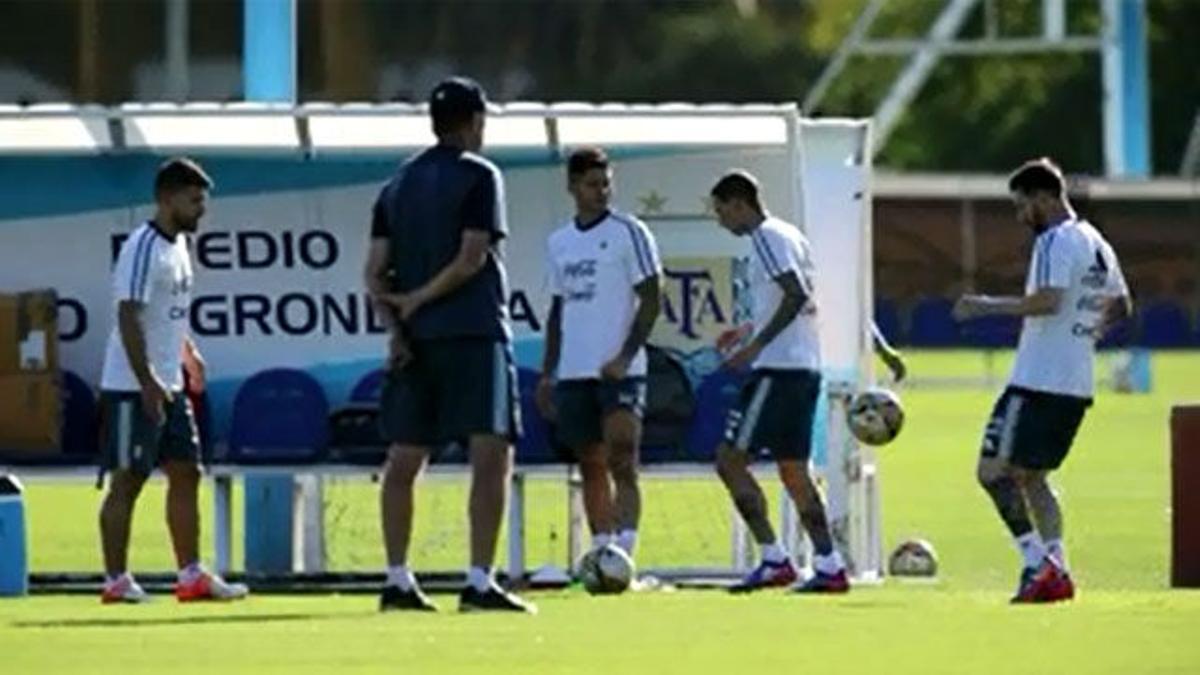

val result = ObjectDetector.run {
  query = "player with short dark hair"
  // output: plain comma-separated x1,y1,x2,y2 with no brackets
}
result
708,169,849,594
98,157,247,603
954,157,1131,603
537,146,662,565
365,76,533,613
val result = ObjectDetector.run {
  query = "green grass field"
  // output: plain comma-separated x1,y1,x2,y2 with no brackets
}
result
3,350,1199,674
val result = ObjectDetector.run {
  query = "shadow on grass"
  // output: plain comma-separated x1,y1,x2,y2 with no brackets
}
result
12,611,359,629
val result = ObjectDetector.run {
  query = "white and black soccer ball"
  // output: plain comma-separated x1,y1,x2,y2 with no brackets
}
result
847,387,905,446
579,544,635,595
887,538,938,577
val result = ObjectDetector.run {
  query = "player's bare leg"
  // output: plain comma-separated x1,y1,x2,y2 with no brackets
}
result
978,456,1052,601
1016,467,1073,601
458,433,534,613
379,443,436,611
716,443,796,592
778,460,848,593
99,469,150,603
162,459,200,569
604,409,641,555
163,459,246,602
578,441,616,545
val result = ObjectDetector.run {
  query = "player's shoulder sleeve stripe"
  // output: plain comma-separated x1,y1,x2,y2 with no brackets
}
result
129,227,156,300
612,212,654,278
1036,230,1058,287
750,228,785,278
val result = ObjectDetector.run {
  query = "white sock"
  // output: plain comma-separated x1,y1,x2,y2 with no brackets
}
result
591,532,614,550
1045,538,1068,570
386,565,416,591
1015,532,1046,569
814,550,845,575
178,561,203,582
761,542,787,564
616,529,637,556
106,571,130,586
467,566,492,593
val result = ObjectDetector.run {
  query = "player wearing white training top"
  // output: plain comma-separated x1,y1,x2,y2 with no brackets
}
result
537,147,662,564
98,158,247,604
954,157,1131,604
708,170,849,595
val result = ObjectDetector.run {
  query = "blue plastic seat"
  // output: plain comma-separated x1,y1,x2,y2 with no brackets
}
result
228,369,329,463
873,298,904,346
1137,301,1193,348
909,297,960,347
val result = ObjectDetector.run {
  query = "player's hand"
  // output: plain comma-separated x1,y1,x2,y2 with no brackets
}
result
952,295,988,321
600,355,631,381
722,341,761,372
880,349,906,383
140,377,171,426
716,323,752,354
387,331,413,371
182,344,206,393
376,292,423,322
535,374,557,421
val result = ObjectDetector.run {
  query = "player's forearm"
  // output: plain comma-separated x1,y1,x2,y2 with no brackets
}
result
117,303,157,387
541,299,563,377
412,255,486,308
971,293,1059,317
617,280,661,361
750,292,802,351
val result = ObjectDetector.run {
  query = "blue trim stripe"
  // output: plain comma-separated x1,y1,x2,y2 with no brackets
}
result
750,230,782,278
129,228,154,300
1037,230,1058,287
614,214,653,278
755,230,786,276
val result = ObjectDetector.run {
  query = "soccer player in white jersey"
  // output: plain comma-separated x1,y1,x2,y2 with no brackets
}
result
708,170,848,594
537,147,662,564
954,158,1131,603
97,158,247,604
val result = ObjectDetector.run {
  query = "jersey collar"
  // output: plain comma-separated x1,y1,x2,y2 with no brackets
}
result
148,220,178,243
574,209,610,232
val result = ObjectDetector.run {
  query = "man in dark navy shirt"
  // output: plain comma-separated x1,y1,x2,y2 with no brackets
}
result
364,76,531,614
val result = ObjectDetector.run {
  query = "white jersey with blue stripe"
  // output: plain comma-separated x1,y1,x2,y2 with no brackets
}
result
545,209,662,380
1009,218,1128,398
746,216,820,371
101,221,194,392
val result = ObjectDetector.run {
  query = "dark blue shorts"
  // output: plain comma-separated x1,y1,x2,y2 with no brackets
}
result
553,377,647,450
981,386,1090,471
379,337,521,446
100,390,199,475
724,369,821,461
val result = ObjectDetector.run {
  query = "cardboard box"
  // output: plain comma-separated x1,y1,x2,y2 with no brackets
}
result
0,373,61,452
0,290,58,374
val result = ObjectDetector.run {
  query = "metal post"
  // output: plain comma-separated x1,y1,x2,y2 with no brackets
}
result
213,474,232,574
1102,0,1151,177
507,471,526,583
165,0,189,102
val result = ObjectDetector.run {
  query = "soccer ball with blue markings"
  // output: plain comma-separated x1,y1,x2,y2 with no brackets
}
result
846,387,905,446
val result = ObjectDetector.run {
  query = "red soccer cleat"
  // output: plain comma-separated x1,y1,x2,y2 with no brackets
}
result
175,569,249,602
792,569,851,594
728,558,799,593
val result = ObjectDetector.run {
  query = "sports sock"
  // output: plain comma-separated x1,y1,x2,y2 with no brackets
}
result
591,532,613,550
760,542,787,564
814,550,845,575
178,561,203,583
386,565,416,591
467,566,492,593
105,571,130,587
1015,532,1045,569
616,529,637,556
1045,538,1068,571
